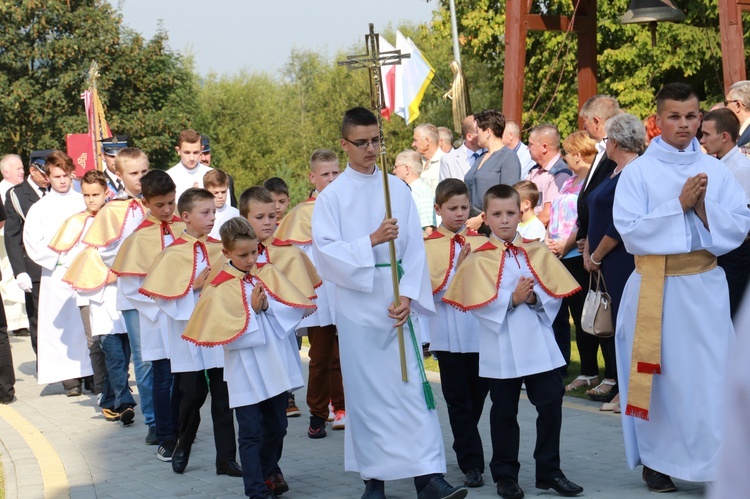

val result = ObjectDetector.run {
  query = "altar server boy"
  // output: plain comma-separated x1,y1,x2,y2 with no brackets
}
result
424,178,488,488
110,170,184,459
183,217,315,499
443,184,584,499
139,188,241,477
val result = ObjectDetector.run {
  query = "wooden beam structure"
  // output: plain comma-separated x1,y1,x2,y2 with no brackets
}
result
502,0,597,128
719,0,750,90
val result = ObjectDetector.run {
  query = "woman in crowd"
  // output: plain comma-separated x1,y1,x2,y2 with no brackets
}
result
546,131,597,392
583,113,645,411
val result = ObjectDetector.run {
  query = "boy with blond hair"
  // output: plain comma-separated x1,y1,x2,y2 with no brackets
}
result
513,180,545,241
140,188,240,477
182,216,315,499
275,149,345,438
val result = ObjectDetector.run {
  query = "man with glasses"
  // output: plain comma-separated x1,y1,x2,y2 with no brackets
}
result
4,150,52,358
312,107,467,499
724,81,750,150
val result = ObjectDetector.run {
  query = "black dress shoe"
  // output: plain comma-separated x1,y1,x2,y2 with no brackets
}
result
496,476,524,499
216,460,243,477
464,468,484,487
535,476,583,496
12,328,30,337
642,466,677,493
172,447,190,474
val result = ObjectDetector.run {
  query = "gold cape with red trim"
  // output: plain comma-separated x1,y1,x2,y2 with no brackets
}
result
139,232,225,300
48,211,93,253
442,234,581,311
62,247,111,292
424,226,488,294
263,239,321,299
181,262,316,346
82,198,145,248
273,194,316,245
110,215,186,277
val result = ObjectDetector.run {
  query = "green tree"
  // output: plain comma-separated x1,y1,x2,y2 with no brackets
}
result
432,0,744,138
0,0,195,168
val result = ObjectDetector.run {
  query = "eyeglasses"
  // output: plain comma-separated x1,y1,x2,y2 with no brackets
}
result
343,137,381,149
603,136,609,143
724,99,743,107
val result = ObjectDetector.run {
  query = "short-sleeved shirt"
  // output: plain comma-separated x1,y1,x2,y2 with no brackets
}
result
408,177,436,229
548,177,583,258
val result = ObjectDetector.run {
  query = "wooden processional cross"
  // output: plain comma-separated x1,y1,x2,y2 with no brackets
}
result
339,24,412,382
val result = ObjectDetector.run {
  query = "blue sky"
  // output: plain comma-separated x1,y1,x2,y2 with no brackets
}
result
108,0,437,76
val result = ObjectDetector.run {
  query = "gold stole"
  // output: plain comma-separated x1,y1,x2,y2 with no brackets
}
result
424,226,487,294
139,232,225,299
442,234,581,311
264,238,322,299
181,262,315,346
626,250,717,420
274,194,316,245
48,212,92,253
82,198,145,247
111,215,185,276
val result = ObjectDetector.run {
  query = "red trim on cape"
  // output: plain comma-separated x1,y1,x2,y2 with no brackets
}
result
474,241,497,252
182,278,252,347
432,237,456,295
170,238,188,246
442,262,504,312
426,231,445,240
277,238,312,245
111,270,147,277
210,270,235,287
517,246,582,299
83,199,143,248
207,236,221,243
255,275,317,311
270,238,292,247
136,219,156,230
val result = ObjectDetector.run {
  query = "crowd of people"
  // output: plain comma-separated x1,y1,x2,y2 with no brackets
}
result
0,80,749,499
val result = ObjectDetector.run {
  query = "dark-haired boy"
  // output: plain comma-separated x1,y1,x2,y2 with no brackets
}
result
424,179,488,488
263,177,290,223
111,170,185,459
443,184,583,499
312,107,466,499
140,188,240,477
182,216,315,499
613,82,750,491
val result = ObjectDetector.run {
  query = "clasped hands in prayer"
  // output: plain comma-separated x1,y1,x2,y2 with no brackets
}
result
512,276,537,307
679,173,709,229
250,284,269,313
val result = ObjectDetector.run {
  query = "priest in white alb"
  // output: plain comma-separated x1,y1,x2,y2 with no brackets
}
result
312,107,467,499
613,83,750,493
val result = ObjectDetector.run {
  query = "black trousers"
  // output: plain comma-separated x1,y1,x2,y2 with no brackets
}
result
551,257,588,374
718,238,750,318
488,370,565,483
435,351,489,473
175,368,237,466
0,294,14,402
26,282,39,355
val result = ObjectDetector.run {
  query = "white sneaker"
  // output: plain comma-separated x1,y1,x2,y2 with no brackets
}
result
327,403,335,422
332,410,346,430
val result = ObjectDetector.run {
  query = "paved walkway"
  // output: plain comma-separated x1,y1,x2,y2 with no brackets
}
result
0,333,706,498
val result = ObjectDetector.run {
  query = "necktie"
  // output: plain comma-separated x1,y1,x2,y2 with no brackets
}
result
117,180,123,191
38,187,46,197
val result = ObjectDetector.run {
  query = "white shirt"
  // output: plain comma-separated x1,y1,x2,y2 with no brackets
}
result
720,146,750,203
420,148,445,196
209,203,240,240
167,162,213,201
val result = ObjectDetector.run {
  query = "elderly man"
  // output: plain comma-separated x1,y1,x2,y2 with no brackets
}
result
0,155,29,340
699,107,750,317
725,80,750,149
501,120,535,179
525,124,570,226
393,150,436,232
413,123,444,196
439,115,484,182
437,127,454,154
577,95,620,251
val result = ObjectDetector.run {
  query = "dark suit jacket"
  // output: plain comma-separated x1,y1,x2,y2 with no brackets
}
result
576,152,617,241
228,174,238,208
4,179,42,282
738,126,750,149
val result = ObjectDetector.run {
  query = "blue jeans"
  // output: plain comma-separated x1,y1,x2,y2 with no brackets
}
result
236,392,287,498
99,333,136,411
122,309,154,427
152,358,179,445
